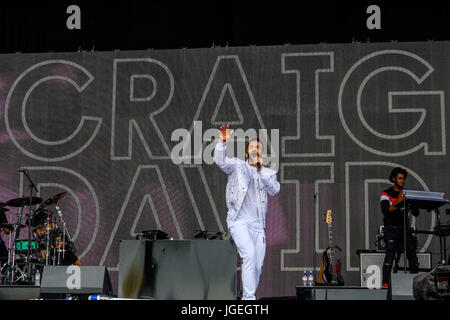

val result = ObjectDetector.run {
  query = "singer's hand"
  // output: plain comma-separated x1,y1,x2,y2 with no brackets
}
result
218,124,234,143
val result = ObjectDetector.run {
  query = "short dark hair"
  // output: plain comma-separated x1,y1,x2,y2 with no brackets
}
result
389,167,407,182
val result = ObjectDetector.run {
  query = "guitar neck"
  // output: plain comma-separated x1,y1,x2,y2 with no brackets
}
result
328,223,335,265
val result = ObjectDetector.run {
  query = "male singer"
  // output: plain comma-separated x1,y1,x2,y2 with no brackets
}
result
214,124,280,300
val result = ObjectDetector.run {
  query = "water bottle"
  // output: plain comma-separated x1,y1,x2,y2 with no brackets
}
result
308,270,314,286
88,294,110,300
34,269,40,286
302,271,308,287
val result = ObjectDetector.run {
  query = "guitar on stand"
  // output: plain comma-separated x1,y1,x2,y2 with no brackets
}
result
318,209,345,285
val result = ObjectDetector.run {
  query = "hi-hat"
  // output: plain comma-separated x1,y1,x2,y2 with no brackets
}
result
5,197,43,207
41,192,67,207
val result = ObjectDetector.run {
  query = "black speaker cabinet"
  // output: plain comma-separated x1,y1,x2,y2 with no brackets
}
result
40,265,112,299
118,240,237,300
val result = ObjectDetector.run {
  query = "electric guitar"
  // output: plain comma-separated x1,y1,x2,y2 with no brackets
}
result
318,209,345,285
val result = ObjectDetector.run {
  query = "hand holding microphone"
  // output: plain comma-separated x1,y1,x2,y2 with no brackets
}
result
250,151,263,172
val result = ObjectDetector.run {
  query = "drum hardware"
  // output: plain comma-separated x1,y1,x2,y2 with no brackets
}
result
9,207,27,284
1,169,41,284
22,168,40,281
37,192,70,266
1,258,43,285
1,173,77,284
55,204,72,264
45,210,52,265
0,207,32,285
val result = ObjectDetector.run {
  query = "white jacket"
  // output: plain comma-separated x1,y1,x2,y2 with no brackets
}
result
213,141,280,228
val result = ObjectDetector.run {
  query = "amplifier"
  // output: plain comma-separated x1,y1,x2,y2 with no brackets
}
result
360,252,431,287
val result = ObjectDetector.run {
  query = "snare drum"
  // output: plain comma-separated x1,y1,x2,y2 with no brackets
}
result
33,223,56,239
15,240,40,254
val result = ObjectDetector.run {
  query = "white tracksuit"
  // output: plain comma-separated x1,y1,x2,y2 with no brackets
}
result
214,141,280,300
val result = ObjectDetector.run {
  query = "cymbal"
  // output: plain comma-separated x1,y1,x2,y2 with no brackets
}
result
0,207,10,212
0,202,6,207
6,197,43,207
0,223,26,229
41,192,67,207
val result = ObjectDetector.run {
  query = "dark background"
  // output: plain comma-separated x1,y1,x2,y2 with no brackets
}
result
0,1,449,53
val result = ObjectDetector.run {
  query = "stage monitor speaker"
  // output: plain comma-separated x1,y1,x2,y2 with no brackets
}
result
40,266,112,299
296,286,388,300
391,272,426,300
360,252,431,287
0,285,40,300
118,240,237,300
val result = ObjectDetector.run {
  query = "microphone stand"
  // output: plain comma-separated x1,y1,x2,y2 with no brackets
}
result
10,209,23,284
312,193,317,300
402,191,407,273
21,169,38,282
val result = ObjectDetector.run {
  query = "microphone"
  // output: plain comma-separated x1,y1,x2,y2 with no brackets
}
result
250,151,261,170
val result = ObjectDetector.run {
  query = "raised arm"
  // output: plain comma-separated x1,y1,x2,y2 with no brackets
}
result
213,124,236,175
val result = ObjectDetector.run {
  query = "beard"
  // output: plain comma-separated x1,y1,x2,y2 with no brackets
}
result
395,182,404,189
249,151,258,159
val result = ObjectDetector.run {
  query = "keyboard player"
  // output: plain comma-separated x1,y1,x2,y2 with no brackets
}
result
380,167,419,288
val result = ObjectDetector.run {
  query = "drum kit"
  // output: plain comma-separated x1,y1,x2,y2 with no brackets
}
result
0,169,76,285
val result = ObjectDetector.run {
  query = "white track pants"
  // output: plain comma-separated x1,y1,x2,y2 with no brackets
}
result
229,221,266,300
